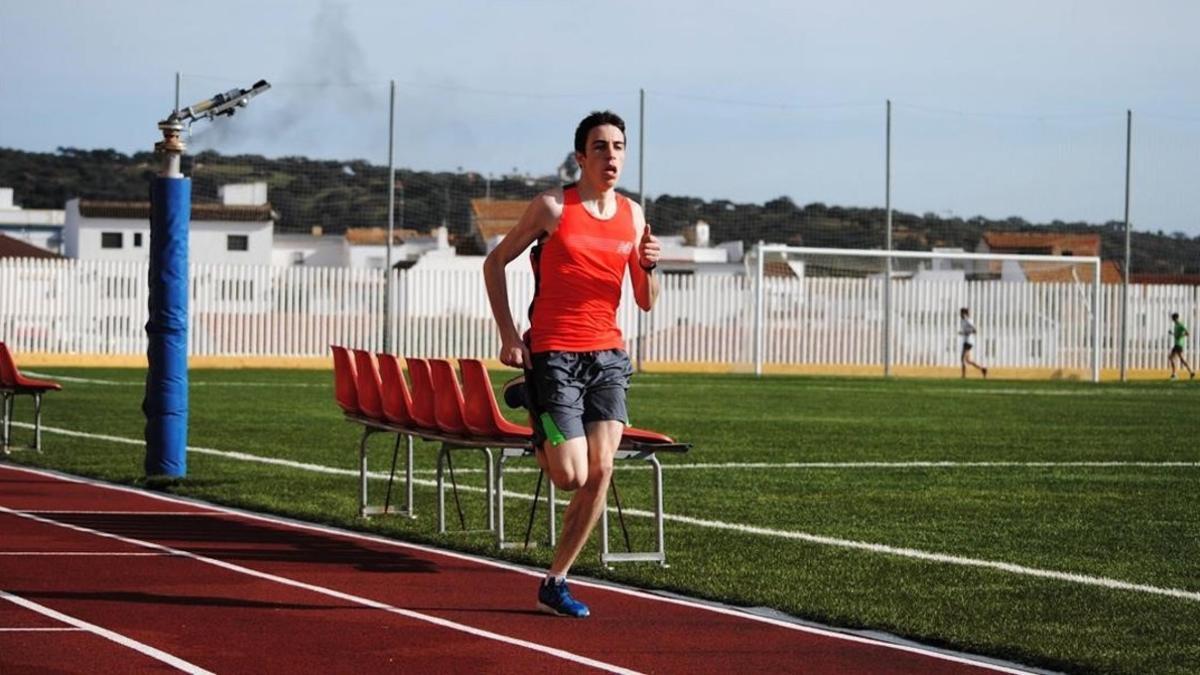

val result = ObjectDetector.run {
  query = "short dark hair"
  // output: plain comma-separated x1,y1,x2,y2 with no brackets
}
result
960,307,969,316
1172,312,1180,320
574,110,626,154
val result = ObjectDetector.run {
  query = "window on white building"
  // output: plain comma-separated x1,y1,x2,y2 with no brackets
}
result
101,232,123,249
227,235,249,251
133,232,143,247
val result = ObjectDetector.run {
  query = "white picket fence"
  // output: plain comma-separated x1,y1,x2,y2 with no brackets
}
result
1,258,1197,372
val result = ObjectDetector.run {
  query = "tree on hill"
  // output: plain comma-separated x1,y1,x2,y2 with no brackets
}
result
2,146,1199,273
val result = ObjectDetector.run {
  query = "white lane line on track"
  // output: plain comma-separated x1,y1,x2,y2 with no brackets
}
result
0,552,178,556
0,588,214,674
0,504,642,675
0,464,1031,674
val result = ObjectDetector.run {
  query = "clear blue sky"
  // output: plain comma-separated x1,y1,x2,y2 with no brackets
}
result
2,0,1199,234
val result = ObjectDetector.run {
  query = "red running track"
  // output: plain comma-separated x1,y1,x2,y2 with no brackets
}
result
0,463,1029,674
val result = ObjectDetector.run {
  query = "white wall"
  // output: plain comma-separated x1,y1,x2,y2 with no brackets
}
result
65,199,150,262
64,198,272,265
189,220,272,266
218,182,267,206
272,233,346,267
0,189,65,254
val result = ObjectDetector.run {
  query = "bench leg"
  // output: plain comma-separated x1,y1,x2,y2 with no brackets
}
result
436,444,447,533
599,453,669,567
383,434,402,513
494,453,508,547
33,393,43,453
495,447,556,550
1,392,10,454
652,454,667,566
481,447,495,531
358,427,372,517
405,435,414,517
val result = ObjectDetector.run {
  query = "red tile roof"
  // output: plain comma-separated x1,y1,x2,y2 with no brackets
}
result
344,227,421,246
0,233,63,259
1131,273,1200,285
470,199,527,240
763,261,799,278
1020,260,1122,284
981,231,1101,256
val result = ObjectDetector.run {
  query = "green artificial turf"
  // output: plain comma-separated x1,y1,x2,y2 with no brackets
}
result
4,368,1198,674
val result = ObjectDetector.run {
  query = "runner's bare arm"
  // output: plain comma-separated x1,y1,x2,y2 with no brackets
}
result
484,189,563,368
629,201,660,312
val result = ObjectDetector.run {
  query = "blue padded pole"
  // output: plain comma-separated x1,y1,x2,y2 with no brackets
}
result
144,176,190,477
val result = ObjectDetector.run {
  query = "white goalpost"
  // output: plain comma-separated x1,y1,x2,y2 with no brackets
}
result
752,244,1103,382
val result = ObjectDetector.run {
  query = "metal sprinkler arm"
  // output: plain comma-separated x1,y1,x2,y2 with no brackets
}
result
154,79,271,178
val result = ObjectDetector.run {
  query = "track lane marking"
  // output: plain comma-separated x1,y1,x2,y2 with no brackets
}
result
0,552,177,556
0,589,214,673
1,464,1033,674
0,503,641,675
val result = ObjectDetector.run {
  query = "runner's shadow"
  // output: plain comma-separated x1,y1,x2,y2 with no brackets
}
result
11,589,360,612
42,512,439,574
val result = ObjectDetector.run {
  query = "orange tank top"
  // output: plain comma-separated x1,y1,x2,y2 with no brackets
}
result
528,186,636,353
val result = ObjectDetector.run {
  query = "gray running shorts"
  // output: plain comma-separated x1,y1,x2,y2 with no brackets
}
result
528,349,632,446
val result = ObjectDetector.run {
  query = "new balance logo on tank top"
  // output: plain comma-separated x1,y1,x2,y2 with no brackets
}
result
528,185,636,353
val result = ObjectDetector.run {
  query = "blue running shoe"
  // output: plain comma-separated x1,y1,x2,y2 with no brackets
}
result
537,578,590,618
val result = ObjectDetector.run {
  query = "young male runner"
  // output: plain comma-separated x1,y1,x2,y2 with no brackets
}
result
1168,312,1195,380
483,111,660,618
959,307,988,379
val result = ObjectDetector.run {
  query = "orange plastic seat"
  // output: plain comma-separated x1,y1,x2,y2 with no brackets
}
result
352,349,385,421
377,353,415,427
404,357,438,430
330,345,360,415
622,426,674,447
1,342,62,453
458,359,532,440
429,359,470,436
0,343,61,393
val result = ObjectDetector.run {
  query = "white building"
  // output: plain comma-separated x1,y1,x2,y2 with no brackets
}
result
344,226,453,270
0,188,66,254
63,182,274,265
271,228,346,267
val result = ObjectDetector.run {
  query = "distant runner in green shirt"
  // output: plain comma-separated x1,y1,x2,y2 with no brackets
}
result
1169,312,1195,380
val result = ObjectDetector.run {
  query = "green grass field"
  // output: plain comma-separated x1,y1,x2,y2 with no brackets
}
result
4,368,1198,674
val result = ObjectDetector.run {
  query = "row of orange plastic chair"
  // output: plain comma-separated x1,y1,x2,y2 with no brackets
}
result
331,346,533,444
331,345,675,447
1,342,62,453
331,344,688,563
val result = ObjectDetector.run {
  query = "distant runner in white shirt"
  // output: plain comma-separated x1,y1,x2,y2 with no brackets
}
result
959,307,988,379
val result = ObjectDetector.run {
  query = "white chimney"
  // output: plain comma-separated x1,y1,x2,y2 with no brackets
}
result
0,188,15,210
